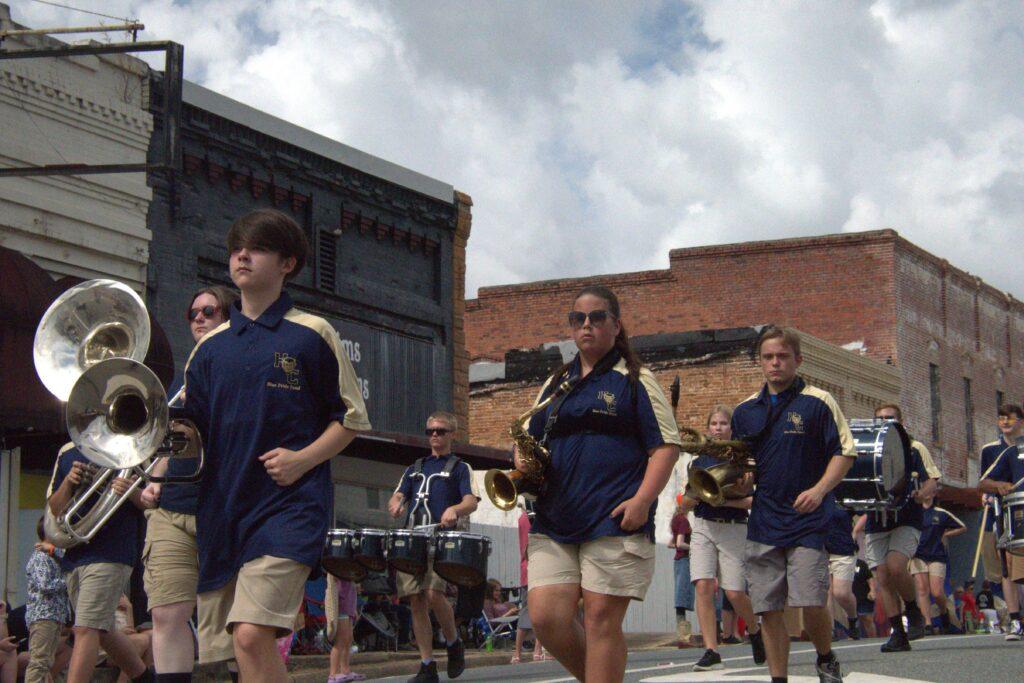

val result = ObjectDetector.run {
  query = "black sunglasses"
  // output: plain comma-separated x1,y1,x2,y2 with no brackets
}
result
188,305,220,321
568,310,614,328
425,428,452,436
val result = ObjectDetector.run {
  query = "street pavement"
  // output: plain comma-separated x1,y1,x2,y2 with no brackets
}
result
370,633,1022,682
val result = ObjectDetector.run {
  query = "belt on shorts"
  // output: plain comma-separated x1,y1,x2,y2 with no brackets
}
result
701,517,747,525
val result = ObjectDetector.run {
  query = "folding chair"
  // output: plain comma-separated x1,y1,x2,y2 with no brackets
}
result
474,611,518,649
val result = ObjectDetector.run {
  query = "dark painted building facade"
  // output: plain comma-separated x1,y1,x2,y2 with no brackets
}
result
146,82,469,442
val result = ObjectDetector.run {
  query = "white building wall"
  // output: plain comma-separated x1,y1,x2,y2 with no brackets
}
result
0,5,154,291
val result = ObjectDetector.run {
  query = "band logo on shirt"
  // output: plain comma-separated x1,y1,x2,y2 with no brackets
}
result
595,390,618,415
268,352,302,391
784,411,805,435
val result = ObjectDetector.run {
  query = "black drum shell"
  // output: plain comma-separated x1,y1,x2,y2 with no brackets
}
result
433,532,491,588
834,420,911,510
354,529,388,572
322,530,367,581
1004,492,1024,557
387,529,431,576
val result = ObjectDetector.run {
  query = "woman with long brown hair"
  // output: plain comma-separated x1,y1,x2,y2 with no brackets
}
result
515,285,681,683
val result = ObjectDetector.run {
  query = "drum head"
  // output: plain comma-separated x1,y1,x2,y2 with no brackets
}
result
878,422,910,495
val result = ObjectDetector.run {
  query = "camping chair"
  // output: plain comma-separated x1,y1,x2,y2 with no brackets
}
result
472,610,518,649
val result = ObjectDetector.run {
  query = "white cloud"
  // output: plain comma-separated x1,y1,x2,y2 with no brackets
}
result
10,0,1024,296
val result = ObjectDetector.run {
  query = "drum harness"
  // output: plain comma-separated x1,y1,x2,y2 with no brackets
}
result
406,455,464,528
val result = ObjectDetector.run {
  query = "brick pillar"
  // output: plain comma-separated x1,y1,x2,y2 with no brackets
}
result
452,190,473,441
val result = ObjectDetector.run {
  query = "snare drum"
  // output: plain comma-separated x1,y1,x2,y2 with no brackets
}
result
433,531,491,588
387,529,431,575
354,529,388,572
1002,492,1024,557
834,419,912,512
322,529,367,581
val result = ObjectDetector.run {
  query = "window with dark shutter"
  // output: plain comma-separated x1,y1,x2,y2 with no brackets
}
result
317,229,337,292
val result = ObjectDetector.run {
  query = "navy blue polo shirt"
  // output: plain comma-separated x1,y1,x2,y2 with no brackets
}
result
395,454,474,526
182,292,371,592
689,454,748,523
986,441,1024,495
865,441,939,533
731,377,856,550
49,444,142,572
915,506,965,563
525,351,681,544
158,378,198,515
980,439,1015,533
825,501,857,556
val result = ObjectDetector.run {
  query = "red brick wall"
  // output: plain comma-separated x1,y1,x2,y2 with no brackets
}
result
451,191,473,441
467,230,899,364
467,229,1024,486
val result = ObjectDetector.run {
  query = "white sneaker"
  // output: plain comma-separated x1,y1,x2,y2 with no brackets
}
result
1006,619,1023,641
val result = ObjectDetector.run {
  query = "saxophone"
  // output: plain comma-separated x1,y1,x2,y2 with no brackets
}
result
484,380,573,511
680,427,756,507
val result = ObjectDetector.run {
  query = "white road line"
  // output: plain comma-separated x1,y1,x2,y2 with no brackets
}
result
528,633,994,683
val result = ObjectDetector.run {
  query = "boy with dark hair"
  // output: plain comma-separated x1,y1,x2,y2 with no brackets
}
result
978,403,1024,640
46,444,151,683
732,326,856,683
183,208,370,681
24,517,71,683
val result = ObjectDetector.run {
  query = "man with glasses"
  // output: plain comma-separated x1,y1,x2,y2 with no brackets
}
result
979,404,1024,640
388,412,478,683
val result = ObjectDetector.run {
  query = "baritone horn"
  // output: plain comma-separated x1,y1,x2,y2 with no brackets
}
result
680,427,755,507
35,279,203,547
484,380,573,511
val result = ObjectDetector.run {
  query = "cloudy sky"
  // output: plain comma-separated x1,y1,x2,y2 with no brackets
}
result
12,1,1024,297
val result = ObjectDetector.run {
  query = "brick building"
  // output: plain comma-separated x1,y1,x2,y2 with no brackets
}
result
466,230,1024,489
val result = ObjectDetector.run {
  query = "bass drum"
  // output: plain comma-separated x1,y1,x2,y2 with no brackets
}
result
834,419,912,512
433,531,491,588
354,529,388,572
387,529,432,576
322,529,367,581
1003,492,1024,557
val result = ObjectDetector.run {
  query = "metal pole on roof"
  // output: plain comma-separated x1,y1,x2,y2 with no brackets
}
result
0,23,145,39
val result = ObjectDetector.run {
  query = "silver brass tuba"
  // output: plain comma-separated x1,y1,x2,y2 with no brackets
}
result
35,279,203,548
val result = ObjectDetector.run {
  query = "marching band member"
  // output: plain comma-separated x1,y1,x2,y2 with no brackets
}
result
139,286,235,683
910,495,966,634
825,504,860,640
387,411,477,683
979,415,1024,640
180,209,370,681
731,326,855,683
864,403,940,653
680,405,765,672
979,404,1024,640
46,445,152,683
517,285,681,683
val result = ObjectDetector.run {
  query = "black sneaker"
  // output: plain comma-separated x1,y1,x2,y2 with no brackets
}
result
880,629,911,653
847,619,860,640
906,608,925,641
816,653,843,683
407,661,439,683
446,639,466,678
749,630,766,665
693,649,723,671
721,635,741,644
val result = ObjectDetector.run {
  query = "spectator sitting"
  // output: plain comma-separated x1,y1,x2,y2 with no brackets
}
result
483,580,518,622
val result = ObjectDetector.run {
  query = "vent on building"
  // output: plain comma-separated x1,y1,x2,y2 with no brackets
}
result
317,229,337,292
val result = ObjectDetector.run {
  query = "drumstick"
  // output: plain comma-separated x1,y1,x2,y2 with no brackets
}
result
970,504,990,578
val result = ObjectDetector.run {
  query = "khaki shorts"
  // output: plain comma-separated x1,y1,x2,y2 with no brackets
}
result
865,526,921,568
143,508,198,609
396,559,450,598
1002,549,1024,584
65,562,131,631
982,531,1002,583
24,620,63,683
689,517,748,592
527,533,656,601
909,558,947,578
829,553,856,583
744,541,829,614
196,556,310,664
